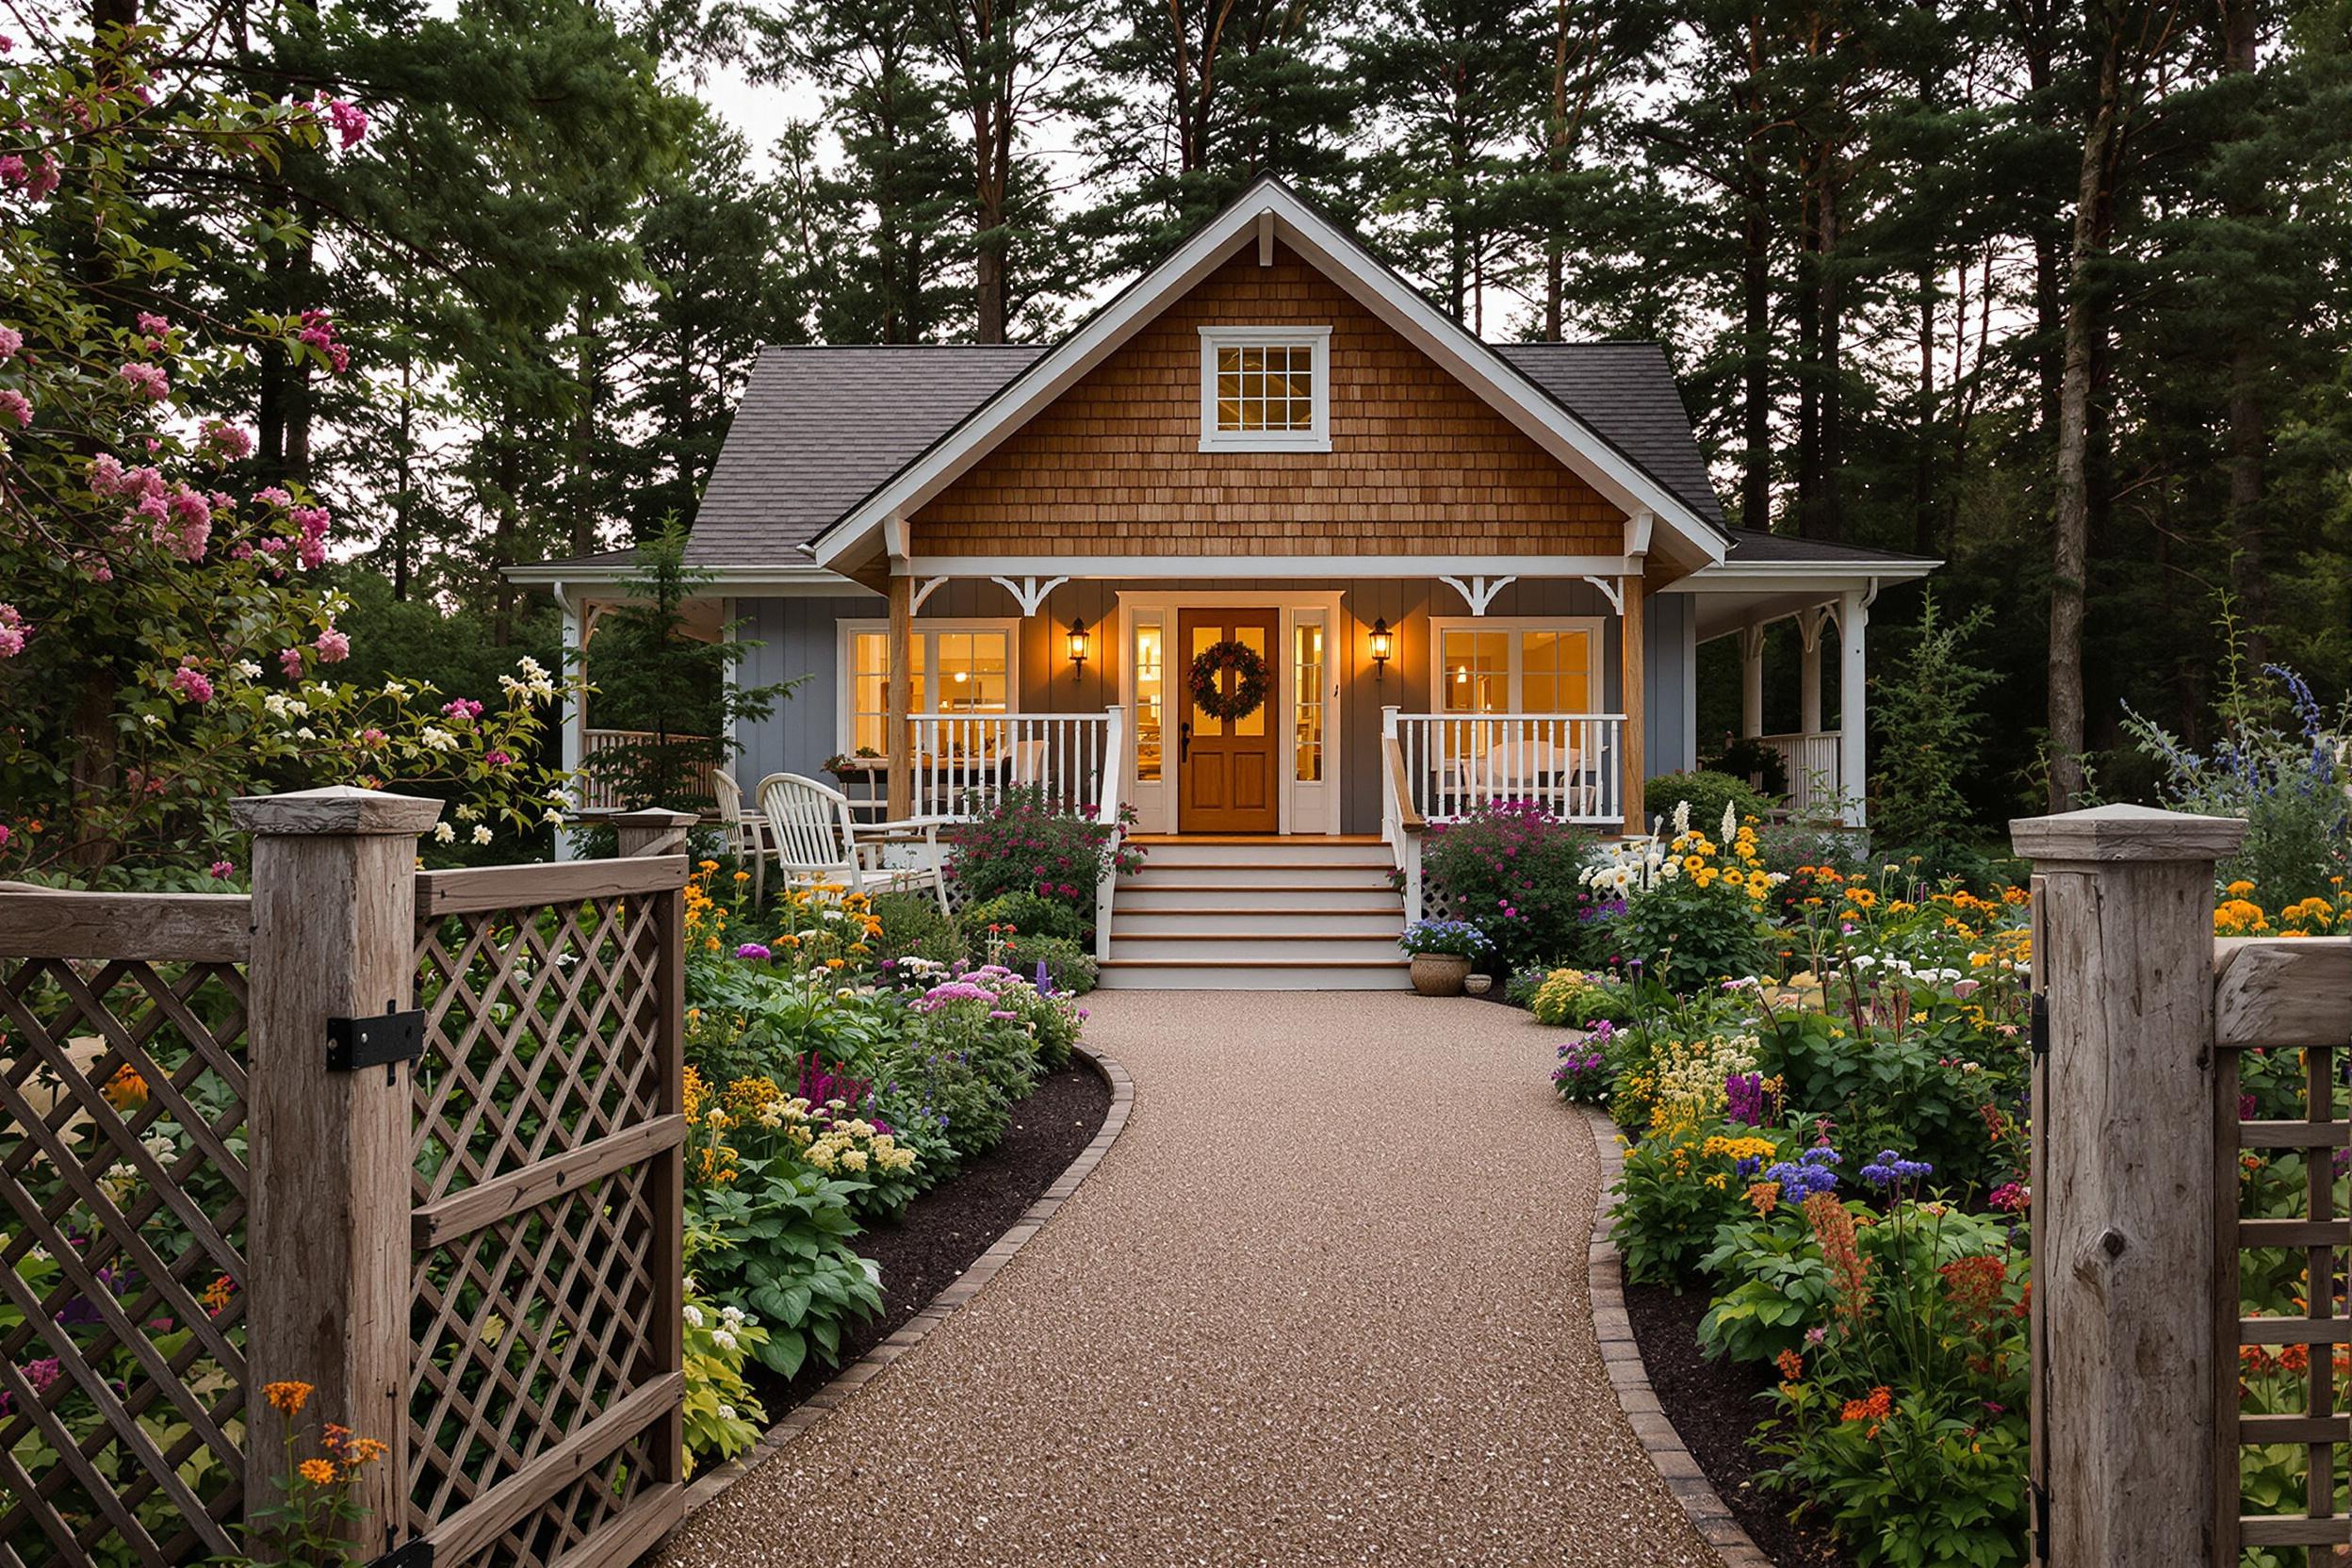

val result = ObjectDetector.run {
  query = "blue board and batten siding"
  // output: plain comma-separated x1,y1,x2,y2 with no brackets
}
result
726,582,1699,832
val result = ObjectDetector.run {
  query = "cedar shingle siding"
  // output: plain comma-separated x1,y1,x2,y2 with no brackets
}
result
911,246,1625,558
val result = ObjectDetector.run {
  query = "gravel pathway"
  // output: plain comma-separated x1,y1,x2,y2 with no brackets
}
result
660,990,1721,1568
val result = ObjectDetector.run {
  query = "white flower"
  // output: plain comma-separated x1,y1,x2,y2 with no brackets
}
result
455,804,480,822
419,726,457,752
141,713,162,727
713,1329,737,1351
684,1303,705,1330
384,679,407,698
470,825,493,845
295,727,315,740
720,1305,747,1328
1722,802,1739,845
716,1403,737,1422
235,659,262,678
433,822,456,844
543,808,564,825
98,1161,139,1203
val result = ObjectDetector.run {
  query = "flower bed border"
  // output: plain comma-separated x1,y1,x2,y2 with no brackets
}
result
1581,1104,1774,1568
677,1041,1136,1514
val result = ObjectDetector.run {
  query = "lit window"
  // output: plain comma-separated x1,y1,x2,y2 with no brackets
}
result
1199,327,1331,451
1135,623,1164,782
1435,623,1599,714
842,623,1014,754
1295,623,1324,782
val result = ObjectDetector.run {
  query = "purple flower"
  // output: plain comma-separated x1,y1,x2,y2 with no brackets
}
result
734,942,772,961
1858,1149,1934,1188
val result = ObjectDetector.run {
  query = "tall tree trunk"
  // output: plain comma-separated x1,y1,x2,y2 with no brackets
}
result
1816,170,1843,543
1914,265,1936,554
1794,162,1823,538
2048,29,2125,811
2220,0,2267,659
570,315,597,556
1740,143,1771,531
393,344,413,600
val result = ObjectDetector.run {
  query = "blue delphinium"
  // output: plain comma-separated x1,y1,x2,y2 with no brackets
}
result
1763,1146,1840,1200
1859,1149,1935,1188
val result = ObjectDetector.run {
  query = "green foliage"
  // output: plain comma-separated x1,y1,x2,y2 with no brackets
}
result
961,888,1085,944
872,890,971,969
679,1276,768,1473
1418,799,1594,970
943,786,1142,927
1870,594,2000,849
580,520,796,813
874,1044,1013,1164
1699,736,1788,798
1642,772,1772,838
1611,879,1771,995
1608,1117,1759,1287
1007,933,1101,1000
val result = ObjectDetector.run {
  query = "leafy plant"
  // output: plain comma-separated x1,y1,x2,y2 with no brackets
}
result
1641,770,1772,837
1869,593,1999,850
679,1280,768,1473
1009,934,1101,999
873,890,971,968
943,785,1143,927
1417,799,1594,969
1396,918,1492,957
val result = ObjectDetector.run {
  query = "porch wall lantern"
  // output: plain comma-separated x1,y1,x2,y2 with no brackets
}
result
1367,617,1394,681
1066,616,1090,681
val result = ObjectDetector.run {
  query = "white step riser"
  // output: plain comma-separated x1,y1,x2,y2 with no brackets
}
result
1135,841,1389,869
1113,910,1402,938
1120,863,1393,889
1109,935,1402,964
1117,885,1402,913
1098,963,1413,991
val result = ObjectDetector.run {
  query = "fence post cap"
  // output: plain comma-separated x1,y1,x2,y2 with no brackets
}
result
231,785,445,837
2009,802,2247,863
608,808,698,826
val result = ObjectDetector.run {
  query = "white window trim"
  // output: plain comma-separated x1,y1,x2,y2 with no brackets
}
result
1428,616,1607,715
1198,325,1332,453
837,617,1021,754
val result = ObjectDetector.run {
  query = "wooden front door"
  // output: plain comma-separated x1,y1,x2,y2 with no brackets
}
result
1176,609,1281,833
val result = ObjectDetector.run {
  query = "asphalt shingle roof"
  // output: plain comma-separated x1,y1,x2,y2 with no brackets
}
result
684,338,1735,570
1719,529,1937,566
688,345,1042,569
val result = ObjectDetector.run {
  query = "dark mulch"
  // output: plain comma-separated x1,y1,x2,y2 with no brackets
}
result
1625,1281,1852,1568
749,1061,1112,1415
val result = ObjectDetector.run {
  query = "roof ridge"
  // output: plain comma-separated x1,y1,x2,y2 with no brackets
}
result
756,341,1045,352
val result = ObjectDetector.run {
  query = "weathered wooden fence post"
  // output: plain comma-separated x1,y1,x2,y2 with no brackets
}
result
234,785,443,1558
2010,803,2246,1567
611,806,693,1492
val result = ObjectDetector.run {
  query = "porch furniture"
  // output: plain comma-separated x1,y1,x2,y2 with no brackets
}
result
1470,739,1600,818
756,771,951,913
712,770,767,906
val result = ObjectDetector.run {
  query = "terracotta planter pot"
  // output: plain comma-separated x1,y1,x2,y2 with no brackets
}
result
1410,953,1472,997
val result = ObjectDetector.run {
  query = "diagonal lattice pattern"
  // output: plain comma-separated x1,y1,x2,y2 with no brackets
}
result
449,1430,662,1568
0,956,250,1568
412,897,663,1201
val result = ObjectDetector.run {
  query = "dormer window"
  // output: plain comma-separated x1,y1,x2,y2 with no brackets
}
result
1199,326,1331,452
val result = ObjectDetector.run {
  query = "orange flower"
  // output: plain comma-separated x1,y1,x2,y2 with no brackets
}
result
1744,1181,1780,1217
202,1274,235,1315
1804,1193,1872,1327
264,1380,313,1418
101,1064,148,1111
298,1459,337,1485
1839,1385,1894,1425
1774,1348,1804,1382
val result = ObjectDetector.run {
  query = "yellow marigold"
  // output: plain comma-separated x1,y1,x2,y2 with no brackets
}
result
101,1064,149,1111
202,1274,235,1314
298,1459,337,1486
1702,1135,1777,1163
264,1380,313,1418
2226,878,2257,898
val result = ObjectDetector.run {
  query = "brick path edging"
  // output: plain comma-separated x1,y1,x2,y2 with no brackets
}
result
1582,1104,1776,1568
678,1042,1136,1515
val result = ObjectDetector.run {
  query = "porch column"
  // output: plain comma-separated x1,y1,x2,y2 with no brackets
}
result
1798,607,1826,735
887,567,914,821
1837,589,1868,826
1738,624,1765,739
1621,564,1645,832
556,589,583,862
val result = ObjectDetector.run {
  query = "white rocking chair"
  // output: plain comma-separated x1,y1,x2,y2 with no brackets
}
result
756,771,950,913
712,769,768,906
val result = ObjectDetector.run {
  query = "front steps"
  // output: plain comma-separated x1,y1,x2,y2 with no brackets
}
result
1099,838,1410,989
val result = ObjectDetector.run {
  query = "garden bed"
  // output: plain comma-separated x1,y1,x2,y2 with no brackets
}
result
1625,1281,1849,1568
756,1059,1112,1417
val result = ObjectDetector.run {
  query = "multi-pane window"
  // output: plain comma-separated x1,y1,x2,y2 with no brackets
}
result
1135,622,1164,782
1436,623,1600,714
1294,623,1325,781
842,624,1014,754
1199,327,1331,451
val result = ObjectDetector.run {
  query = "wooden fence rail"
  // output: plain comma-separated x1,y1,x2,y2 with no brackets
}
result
0,790,689,1568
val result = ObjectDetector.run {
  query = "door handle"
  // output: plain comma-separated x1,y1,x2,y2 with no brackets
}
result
1178,721,1191,763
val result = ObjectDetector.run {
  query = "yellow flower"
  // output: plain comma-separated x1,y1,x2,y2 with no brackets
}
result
298,1459,337,1485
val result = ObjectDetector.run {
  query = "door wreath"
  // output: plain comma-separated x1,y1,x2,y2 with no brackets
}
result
1187,639,1270,723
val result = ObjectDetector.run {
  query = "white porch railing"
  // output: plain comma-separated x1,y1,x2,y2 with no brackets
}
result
1758,730,1843,817
1093,706,1128,962
1383,711,1626,825
906,711,1113,821
1380,719,1426,924
580,727,719,813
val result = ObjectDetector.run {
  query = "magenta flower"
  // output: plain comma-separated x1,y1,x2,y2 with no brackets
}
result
200,419,253,460
442,697,483,720
322,98,369,151
484,749,513,767
734,943,772,962
314,629,350,662
170,663,214,704
0,603,27,659
117,361,169,401
278,646,304,678
208,859,234,879
135,311,170,340
0,389,29,428
0,325,21,361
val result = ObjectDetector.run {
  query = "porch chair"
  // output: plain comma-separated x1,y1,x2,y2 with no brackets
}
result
1475,738,1595,817
755,771,950,914
711,770,767,906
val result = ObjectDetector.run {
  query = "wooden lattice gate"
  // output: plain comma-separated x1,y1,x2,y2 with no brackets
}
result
0,790,690,1568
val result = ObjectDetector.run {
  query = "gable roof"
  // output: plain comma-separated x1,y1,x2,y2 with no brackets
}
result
798,178,1730,578
684,336,1727,572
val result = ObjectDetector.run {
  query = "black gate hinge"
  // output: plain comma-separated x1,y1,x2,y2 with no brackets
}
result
327,1008,426,1073
2029,991,2050,1061
367,1540,433,1568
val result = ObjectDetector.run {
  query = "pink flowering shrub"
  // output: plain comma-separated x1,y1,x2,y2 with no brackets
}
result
940,785,1145,931
0,24,565,881
1420,798,1597,970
